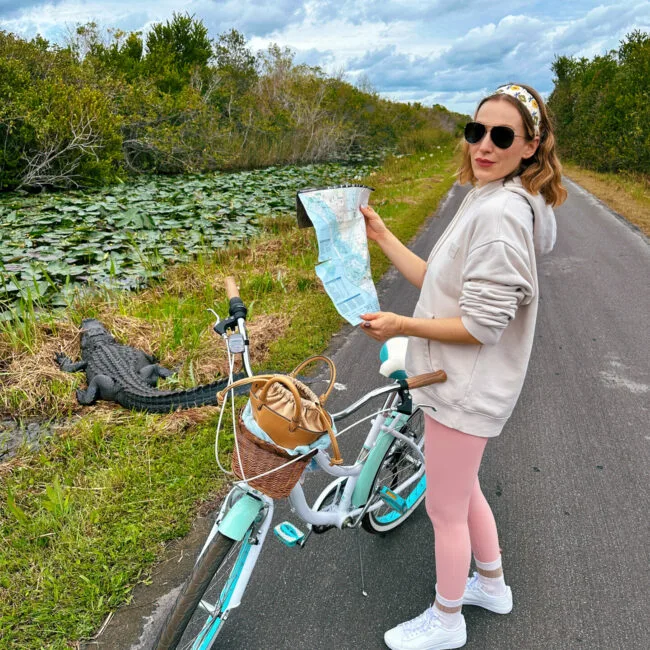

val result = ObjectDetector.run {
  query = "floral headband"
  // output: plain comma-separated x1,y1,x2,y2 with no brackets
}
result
494,84,541,136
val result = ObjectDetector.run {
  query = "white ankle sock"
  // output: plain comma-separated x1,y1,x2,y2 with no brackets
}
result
475,556,507,596
433,588,463,630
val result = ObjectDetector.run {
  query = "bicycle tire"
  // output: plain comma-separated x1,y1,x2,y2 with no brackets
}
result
361,408,426,534
154,528,254,650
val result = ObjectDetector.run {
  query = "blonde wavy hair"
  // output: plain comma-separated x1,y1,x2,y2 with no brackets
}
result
457,83,567,207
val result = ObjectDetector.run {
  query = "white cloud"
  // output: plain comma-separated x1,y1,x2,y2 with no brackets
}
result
306,0,534,28
442,15,545,68
293,46,336,68
1,0,648,113
552,1,650,53
255,0,650,111
0,0,307,41
0,0,57,18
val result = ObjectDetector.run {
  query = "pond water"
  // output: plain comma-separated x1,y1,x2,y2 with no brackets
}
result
0,159,377,312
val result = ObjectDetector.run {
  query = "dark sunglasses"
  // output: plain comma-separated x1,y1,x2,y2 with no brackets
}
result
464,121,526,150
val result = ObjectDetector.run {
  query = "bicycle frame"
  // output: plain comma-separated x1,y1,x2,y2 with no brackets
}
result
204,297,428,630
204,396,425,627
215,308,425,527
289,405,424,530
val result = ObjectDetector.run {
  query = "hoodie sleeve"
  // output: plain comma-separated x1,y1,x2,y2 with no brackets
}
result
459,238,535,346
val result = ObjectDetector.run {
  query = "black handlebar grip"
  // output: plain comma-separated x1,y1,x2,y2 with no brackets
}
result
228,297,247,321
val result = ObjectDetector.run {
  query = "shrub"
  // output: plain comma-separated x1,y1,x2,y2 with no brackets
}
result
548,30,650,174
0,20,466,190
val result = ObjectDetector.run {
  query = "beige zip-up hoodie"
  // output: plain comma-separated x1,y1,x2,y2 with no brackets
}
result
405,177,557,437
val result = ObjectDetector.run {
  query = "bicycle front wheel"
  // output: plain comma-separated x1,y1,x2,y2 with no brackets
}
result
154,528,255,650
362,408,426,534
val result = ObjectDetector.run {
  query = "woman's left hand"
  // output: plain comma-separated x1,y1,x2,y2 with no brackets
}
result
359,311,407,342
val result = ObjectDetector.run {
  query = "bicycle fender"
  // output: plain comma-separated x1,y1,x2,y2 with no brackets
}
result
219,493,264,541
351,429,394,508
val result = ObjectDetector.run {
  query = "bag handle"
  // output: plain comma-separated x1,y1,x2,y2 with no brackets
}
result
290,355,337,404
216,374,278,404
258,375,305,431
217,373,313,431
316,406,343,465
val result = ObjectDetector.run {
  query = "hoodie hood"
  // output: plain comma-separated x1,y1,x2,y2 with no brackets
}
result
503,177,557,255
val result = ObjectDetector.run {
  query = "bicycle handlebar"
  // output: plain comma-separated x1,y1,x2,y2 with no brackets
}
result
226,277,247,320
213,277,248,336
330,369,447,422
225,276,239,300
215,279,447,409
405,370,447,389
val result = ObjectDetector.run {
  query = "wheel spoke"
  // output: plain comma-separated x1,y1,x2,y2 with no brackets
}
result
362,409,426,533
154,529,255,650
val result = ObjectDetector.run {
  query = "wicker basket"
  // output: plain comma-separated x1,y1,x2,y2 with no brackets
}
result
231,415,316,499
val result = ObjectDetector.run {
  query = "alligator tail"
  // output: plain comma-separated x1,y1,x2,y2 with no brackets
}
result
118,374,249,413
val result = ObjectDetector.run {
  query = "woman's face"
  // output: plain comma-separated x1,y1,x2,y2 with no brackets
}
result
470,99,539,187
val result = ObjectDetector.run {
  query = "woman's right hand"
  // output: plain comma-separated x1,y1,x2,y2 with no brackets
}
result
360,205,390,242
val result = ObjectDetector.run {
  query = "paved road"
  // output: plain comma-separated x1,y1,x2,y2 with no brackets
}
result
92,179,649,650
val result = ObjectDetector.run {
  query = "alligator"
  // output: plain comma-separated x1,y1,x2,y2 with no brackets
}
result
55,318,244,413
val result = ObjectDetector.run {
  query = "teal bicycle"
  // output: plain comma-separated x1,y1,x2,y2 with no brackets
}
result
154,278,446,650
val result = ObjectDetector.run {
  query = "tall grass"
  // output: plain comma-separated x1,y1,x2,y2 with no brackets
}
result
563,163,650,236
396,126,457,155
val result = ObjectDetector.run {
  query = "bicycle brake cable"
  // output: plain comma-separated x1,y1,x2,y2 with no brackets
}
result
214,339,237,476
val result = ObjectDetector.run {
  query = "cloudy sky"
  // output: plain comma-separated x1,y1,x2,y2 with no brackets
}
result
1,1,649,114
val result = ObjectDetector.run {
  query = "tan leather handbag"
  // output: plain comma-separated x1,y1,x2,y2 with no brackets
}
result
217,355,343,465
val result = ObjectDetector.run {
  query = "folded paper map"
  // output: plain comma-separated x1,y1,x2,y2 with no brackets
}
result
296,185,380,326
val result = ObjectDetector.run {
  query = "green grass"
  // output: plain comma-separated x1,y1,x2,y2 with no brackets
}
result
0,142,459,649
1,411,231,648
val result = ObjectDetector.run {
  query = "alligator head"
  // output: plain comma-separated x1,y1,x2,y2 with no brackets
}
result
80,319,116,351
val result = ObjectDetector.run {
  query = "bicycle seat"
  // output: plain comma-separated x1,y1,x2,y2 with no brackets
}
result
379,337,408,380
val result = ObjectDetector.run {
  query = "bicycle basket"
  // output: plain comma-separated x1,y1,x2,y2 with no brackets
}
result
231,415,317,499
217,355,343,465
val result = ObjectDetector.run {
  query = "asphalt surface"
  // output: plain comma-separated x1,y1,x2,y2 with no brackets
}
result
89,179,650,650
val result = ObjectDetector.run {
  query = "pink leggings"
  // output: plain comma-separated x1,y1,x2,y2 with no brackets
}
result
424,414,501,601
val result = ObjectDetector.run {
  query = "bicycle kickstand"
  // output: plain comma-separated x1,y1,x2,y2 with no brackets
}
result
355,527,368,597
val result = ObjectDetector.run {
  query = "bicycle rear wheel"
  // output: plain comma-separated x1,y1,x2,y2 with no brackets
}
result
362,408,426,534
154,528,255,650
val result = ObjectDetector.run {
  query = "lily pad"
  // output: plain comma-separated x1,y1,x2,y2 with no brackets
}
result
0,156,380,310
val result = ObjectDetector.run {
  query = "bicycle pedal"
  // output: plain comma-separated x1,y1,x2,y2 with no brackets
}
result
273,521,305,547
379,486,407,514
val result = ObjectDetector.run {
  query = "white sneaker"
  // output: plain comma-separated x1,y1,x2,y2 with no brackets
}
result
384,606,466,650
462,572,513,614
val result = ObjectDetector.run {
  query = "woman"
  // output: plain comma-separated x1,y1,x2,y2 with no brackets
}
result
359,83,567,650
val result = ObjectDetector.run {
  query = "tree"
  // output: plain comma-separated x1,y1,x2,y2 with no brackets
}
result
214,29,258,90
145,13,212,93
548,31,650,173
0,23,465,189
0,29,125,190
212,29,258,119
